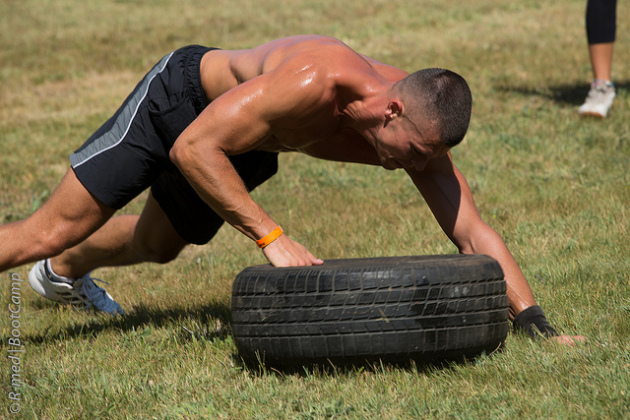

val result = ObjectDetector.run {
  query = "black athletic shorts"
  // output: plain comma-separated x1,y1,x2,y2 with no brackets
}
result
70,45,279,245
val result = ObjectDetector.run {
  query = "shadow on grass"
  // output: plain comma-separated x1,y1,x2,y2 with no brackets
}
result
234,352,500,377
4,301,233,346
233,341,507,377
496,80,630,106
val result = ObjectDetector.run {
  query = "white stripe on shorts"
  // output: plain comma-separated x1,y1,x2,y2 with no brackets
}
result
70,52,175,168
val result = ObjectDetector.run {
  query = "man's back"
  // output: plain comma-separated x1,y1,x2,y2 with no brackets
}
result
200,35,402,102
195,35,406,160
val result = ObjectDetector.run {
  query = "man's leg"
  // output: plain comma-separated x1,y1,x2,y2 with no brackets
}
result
49,191,189,279
24,179,188,315
0,168,115,273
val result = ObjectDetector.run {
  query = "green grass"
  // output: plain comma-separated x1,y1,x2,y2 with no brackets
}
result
2,0,630,418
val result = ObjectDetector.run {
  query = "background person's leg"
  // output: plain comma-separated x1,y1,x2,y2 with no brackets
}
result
588,42,614,82
580,0,617,117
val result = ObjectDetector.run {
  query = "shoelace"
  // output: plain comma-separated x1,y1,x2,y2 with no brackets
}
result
591,79,614,92
584,80,614,103
89,276,111,286
78,277,112,308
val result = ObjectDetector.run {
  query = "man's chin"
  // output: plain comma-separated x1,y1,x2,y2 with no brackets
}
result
382,160,403,170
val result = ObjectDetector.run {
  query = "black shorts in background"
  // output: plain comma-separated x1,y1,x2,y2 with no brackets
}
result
70,45,278,245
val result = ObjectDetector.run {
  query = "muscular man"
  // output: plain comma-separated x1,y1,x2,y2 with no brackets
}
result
0,35,582,343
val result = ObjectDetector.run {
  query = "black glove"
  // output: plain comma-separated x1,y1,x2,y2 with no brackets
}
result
513,305,558,339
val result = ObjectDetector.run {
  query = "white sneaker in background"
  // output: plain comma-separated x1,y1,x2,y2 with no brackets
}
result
578,79,616,118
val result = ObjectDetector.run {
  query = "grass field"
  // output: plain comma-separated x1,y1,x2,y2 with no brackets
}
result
1,0,630,418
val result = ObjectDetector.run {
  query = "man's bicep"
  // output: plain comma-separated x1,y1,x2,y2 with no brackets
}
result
174,76,284,161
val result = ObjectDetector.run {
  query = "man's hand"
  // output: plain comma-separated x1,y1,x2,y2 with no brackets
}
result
262,234,324,267
550,334,588,346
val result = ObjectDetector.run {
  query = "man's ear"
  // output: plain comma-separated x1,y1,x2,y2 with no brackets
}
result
385,100,404,121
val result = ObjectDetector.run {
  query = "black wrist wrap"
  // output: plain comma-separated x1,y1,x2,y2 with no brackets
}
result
513,305,558,339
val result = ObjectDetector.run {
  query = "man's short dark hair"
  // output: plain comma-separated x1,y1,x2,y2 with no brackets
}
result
394,68,472,148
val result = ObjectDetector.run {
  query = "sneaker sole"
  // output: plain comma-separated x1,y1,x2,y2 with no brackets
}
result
579,111,606,118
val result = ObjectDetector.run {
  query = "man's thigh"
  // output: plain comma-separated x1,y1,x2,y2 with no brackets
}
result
1,168,116,269
37,169,116,243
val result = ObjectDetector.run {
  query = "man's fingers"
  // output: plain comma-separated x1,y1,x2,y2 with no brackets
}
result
311,257,324,265
262,234,322,267
550,335,588,346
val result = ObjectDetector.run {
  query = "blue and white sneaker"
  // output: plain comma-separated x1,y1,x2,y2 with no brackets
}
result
29,259,124,315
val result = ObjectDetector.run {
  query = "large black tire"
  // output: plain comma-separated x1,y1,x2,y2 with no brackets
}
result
231,254,509,366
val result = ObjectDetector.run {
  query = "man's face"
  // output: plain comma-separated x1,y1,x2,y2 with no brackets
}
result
375,116,448,171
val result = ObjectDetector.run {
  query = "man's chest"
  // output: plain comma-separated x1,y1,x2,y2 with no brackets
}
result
263,127,380,166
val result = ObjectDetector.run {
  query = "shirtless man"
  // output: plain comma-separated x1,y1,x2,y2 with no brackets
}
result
0,35,583,344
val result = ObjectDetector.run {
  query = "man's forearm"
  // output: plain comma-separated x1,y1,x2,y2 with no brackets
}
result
460,223,537,318
170,144,277,241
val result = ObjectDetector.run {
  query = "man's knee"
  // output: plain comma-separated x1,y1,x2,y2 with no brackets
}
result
132,193,188,265
131,238,184,265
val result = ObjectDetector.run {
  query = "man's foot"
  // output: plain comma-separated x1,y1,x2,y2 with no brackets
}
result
578,79,616,118
28,259,124,315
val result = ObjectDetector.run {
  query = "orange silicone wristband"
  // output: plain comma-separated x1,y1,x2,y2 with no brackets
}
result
255,226,284,248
